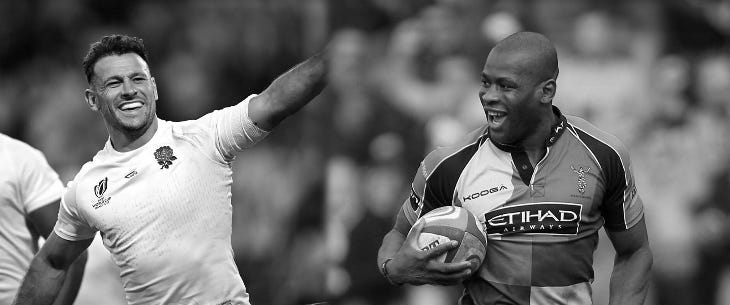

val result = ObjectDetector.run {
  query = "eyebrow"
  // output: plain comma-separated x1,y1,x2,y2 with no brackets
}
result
481,73,517,84
101,71,147,83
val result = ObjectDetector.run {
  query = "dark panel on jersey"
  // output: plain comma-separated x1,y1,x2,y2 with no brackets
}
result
530,232,599,286
422,141,482,215
572,127,628,229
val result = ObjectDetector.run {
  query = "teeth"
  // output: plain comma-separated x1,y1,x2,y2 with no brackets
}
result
120,102,143,110
487,111,505,118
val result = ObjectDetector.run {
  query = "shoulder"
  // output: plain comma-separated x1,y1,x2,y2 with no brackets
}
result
0,133,45,160
61,160,98,206
420,125,488,179
168,116,215,141
565,115,633,175
0,134,55,178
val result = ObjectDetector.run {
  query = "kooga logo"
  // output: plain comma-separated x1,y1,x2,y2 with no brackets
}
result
484,202,582,235
463,185,508,202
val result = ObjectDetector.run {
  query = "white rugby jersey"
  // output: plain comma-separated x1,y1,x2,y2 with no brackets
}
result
54,95,268,305
0,134,64,304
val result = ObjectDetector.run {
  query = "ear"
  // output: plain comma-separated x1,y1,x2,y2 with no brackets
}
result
539,79,556,104
84,88,99,111
151,77,159,101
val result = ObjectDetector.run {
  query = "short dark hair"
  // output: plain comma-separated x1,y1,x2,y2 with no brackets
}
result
82,34,150,84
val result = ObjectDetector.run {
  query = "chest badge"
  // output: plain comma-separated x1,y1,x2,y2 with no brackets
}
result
154,146,177,169
94,177,107,198
92,177,112,209
570,165,591,194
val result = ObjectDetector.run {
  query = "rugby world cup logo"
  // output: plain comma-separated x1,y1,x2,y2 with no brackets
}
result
570,165,590,195
94,177,108,198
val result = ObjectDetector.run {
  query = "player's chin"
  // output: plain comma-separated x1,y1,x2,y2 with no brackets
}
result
119,117,151,132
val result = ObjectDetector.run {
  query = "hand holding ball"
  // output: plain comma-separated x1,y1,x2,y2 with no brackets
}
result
407,206,487,273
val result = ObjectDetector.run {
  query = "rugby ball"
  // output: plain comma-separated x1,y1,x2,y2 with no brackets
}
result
408,206,487,272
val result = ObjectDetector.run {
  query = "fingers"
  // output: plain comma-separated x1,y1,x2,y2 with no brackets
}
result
423,239,458,259
432,260,473,274
425,263,474,285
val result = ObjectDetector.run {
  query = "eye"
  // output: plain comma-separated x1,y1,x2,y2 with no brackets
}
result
133,77,147,83
106,81,121,88
499,82,515,90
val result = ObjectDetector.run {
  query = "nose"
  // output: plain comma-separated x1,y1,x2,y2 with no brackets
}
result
479,84,499,106
121,78,137,98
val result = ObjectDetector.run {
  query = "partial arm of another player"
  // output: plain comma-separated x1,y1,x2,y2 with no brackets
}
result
12,232,92,305
606,217,653,305
377,212,473,286
247,47,329,131
26,200,88,305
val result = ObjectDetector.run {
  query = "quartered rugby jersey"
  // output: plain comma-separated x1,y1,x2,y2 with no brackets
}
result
395,106,644,305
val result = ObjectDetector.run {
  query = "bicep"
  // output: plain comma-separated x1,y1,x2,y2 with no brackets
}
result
606,216,649,256
27,199,61,239
39,232,93,270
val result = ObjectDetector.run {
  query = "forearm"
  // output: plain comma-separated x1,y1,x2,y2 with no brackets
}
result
608,246,653,305
378,230,406,267
13,256,68,305
253,48,329,130
51,251,87,305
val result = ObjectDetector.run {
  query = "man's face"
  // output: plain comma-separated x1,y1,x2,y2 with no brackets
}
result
86,53,157,136
478,49,543,145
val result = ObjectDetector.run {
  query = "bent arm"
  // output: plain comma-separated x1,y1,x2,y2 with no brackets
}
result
377,222,471,286
27,201,88,305
377,229,407,279
13,232,93,305
606,217,653,305
248,48,329,131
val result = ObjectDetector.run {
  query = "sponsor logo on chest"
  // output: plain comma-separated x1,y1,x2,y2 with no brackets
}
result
484,202,582,235
462,184,509,202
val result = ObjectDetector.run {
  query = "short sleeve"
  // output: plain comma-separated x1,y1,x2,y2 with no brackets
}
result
198,95,270,162
18,144,64,213
53,180,96,241
393,152,452,235
600,142,645,231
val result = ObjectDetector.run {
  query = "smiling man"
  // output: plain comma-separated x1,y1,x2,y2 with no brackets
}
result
13,34,328,305
377,32,653,305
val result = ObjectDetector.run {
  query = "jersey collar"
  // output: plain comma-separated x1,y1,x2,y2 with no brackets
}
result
491,106,567,152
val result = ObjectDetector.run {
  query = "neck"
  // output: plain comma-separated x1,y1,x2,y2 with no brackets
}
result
108,118,159,152
526,110,557,148
521,109,557,164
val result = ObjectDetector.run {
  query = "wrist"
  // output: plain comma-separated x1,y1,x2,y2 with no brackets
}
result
380,258,403,286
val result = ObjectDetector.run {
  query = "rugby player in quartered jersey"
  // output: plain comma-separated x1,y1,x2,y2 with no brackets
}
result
377,31,652,305
395,107,644,304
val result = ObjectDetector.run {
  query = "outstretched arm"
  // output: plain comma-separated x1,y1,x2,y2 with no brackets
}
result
248,48,329,131
26,201,88,305
606,217,653,305
13,232,92,305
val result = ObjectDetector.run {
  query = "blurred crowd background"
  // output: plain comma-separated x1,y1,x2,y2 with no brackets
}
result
2,0,730,304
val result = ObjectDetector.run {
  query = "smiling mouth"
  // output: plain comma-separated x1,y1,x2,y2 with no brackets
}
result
487,110,507,126
119,101,143,111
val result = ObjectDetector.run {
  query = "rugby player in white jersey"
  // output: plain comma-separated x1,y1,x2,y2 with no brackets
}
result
0,133,86,305
13,34,328,305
